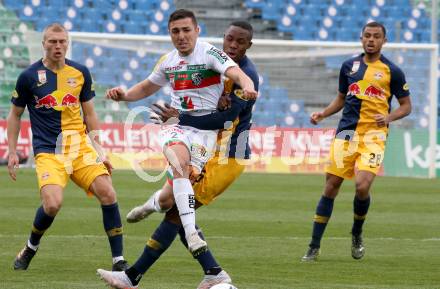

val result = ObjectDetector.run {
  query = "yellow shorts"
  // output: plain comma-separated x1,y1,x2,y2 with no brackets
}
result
325,132,386,179
194,157,245,205
35,144,108,193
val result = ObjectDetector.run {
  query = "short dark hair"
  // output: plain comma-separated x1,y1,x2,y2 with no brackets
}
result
168,9,197,27
229,20,254,40
362,21,386,37
43,23,68,40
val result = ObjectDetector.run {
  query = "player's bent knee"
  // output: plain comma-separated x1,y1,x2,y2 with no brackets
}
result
355,182,371,197
43,202,62,216
95,189,117,205
158,197,174,211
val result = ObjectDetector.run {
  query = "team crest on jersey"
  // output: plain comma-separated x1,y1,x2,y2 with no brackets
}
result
191,72,203,86
67,78,77,87
403,83,409,91
191,143,208,158
374,72,383,80
41,172,50,180
11,90,18,98
350,61,360,75
37,70,47,85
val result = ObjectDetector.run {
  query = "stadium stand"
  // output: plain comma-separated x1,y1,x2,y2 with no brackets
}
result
0,0,437,129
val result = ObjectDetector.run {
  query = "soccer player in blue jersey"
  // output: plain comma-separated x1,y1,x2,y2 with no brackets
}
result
301,22,412,261
98,21,258,289
7,23,128,271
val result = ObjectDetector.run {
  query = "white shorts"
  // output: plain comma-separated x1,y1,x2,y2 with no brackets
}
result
159,124,218,172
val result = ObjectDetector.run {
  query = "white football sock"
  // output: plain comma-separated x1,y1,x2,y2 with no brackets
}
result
143,190,168,213
173,178,197,236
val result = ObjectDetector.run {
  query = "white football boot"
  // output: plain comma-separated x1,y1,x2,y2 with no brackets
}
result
97,269,138,289
197,270,232,289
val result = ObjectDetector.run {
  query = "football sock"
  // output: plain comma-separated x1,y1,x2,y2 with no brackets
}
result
310,196,334,248
351,195,370,236
173,178,197,237
127,220,180,285
178,225,220,275
29,206,55,249
143,189,168,213
101,203,123,258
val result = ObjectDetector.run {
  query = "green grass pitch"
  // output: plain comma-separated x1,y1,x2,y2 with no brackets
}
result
0,167,439,288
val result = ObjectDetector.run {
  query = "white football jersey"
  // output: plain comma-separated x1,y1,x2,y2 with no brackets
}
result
148,40,237,111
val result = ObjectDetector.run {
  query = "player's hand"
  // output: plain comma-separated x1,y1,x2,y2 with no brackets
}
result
151,103,179,124
218,93,231,110
374,114,389,127
7,152,19,181
242,85,257,100
105,87,126,101
310,112,325,125
101,155,113,175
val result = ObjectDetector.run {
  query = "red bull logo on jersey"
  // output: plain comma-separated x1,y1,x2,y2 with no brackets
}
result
347,80,386,100
35,90,78,111
35,94,58,109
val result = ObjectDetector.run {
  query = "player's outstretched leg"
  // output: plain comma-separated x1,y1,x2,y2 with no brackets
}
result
301,195,334,262
178,225,231,289
14,204,55,270
107,220,181,288
126,189,166,223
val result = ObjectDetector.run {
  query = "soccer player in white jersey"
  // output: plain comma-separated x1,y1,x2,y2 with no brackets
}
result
99,9,256,289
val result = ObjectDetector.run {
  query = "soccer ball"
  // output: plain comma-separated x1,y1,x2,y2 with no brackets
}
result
210,283,238,289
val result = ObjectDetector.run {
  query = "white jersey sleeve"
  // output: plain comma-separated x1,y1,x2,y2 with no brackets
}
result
205,45,237,75
147,54,169,87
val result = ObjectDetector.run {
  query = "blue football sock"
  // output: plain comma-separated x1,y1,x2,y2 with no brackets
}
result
179,225,220,275
127,220,180,285
310,196,334,248
29,206,55,248
351,195,370,236
101,203,123,257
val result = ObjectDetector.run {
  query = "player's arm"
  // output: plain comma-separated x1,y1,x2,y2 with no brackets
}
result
181,94,249,129
7,104,25,180
310,91,345,125
375,96,411,127
106,79,162,102
81,99,113,174
224,66,257,100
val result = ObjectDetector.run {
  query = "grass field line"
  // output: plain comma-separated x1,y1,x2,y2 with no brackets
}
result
1,234,439,242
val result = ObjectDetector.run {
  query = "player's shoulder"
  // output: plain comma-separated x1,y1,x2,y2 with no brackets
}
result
18,59,43,82
239,56,259,86
198,40,215,51
379,55,405,75
65,58,90,74
202,41,229,61
157,50,176,65
239,56,258,76
342,54,363,68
